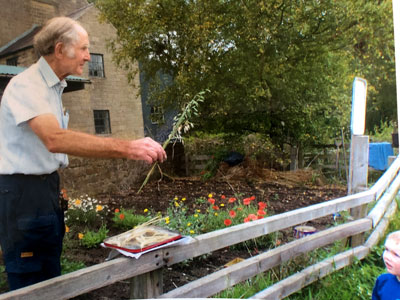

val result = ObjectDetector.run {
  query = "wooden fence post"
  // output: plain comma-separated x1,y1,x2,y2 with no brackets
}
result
347,135,369,247
129,269,163,299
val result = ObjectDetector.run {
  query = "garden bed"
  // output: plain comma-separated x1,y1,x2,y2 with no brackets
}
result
0,167,347,299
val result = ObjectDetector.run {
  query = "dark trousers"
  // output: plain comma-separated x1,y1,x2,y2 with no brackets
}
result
0,172,65,290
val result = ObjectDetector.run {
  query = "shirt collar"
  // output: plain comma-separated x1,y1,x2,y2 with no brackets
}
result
38,56,67,88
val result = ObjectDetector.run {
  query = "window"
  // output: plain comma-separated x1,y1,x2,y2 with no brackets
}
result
150,106,164,124
6,57,18,66
93,110,111,134
89,53,104,77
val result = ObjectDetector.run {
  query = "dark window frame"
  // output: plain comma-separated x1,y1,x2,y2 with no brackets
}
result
6,56,18,66
93,110,111,134
89,53,105,77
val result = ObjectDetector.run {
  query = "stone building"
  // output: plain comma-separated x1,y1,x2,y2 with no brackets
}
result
0,0,150,195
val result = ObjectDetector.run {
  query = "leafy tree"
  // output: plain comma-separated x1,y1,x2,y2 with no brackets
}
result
93,0,394,148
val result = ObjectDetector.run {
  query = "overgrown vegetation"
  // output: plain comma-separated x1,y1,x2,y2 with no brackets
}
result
94,0,395,150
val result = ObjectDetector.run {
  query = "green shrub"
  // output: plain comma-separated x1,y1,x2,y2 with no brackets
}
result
80,225,109,248
112,208,151,230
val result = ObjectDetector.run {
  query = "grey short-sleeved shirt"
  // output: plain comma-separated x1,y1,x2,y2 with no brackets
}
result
0,57,69,175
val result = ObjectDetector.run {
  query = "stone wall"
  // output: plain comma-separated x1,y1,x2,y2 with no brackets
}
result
0,0,88,46
59,157,150,197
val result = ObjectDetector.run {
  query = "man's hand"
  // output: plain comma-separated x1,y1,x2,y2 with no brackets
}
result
128,138,167,164
28,114,167,164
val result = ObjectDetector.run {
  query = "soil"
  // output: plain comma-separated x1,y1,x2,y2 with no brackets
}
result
0,165,348,299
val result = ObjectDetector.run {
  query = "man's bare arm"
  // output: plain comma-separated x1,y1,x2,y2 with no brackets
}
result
28,114,166,164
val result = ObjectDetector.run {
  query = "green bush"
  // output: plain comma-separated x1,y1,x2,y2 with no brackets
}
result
112,208,151,230
80,225,109,249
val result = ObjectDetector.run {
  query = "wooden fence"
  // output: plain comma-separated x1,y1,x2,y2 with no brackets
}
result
1,156,400,299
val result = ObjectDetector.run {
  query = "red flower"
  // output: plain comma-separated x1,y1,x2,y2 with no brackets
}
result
212,205,219,210
224,219,232,226
250,195,256,200
228,197,236,203
115,208,120,213
244,217,250,223
243,198,251,205
258,202,267,210
248,214,257,221
208,198,215,204
229,210,236,218
257,209,266,216
221,195,226,199
119,213,125,220
257,215,264,219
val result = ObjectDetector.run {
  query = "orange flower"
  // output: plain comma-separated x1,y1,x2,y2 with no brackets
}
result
238,207,243,211
229,210,236,218
243,198,251,205
257,209,266,216
258,202,267,209
248,214,257,221
65,225,70,233
212,205,219,210
119,213,125,220
228,197,236,203
208,198,215,205
276,239,282,246
78,233,84,239
224,219,232,226
221,195,226,199
250,195,256,200
115,208,120,213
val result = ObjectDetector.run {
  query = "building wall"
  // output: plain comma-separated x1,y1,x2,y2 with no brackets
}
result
0,48,38,67
0,1,150,196
0,0,87,46
63,6,144,139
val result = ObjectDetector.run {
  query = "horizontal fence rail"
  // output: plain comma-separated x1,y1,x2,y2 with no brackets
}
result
1,156,400,300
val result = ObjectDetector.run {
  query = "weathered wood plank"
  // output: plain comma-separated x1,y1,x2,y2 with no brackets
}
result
0,250,166,300
370,155,400,200
250,246,370,300
365,199,398,249
129,269,163,299
368,172,400,226
160,219,371,298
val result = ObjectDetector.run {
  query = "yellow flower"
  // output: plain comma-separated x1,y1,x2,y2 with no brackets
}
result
208,193,213,198
214,213,218,216
182,197,186,201
78,233,84,240
95,205,103,212
194,214,199,218
190,230,195,234
187,222,191,226
165,217,170,224
220,203,225,207
174,201,180,207
144,208,149,213
196,209,201,213
174,197,178,200
74,199,82,206
65,225,70,233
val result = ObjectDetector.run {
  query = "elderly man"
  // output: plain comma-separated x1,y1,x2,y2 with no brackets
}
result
0,16,166,290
